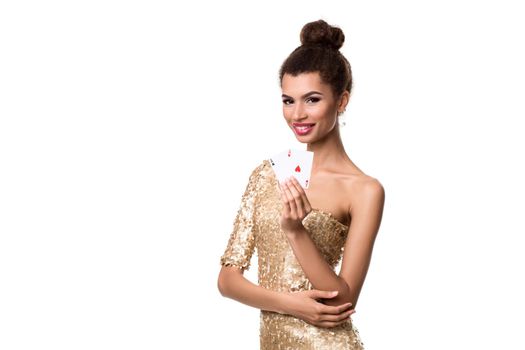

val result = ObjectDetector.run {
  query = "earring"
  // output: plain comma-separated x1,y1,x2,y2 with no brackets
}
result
338,109,347,126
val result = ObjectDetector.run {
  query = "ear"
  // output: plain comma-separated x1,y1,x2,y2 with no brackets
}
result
337,91,350,114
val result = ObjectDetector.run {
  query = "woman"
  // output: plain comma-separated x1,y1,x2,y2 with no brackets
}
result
217,19,385,349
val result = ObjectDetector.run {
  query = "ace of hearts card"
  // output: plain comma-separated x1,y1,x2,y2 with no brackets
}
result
269,148,314,189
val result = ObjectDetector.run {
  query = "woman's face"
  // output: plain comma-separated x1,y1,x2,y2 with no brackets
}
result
281,71,343,142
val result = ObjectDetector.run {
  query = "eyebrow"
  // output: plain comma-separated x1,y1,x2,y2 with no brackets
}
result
281,91,323,99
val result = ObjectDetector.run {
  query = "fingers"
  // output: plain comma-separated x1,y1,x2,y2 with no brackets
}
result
285,178,304,217
320,302,353,315
280,180,298,218
280,177,309,218
278,182,292,215
309,289,339,299
288,176,312,214
306,310,354,329
316,308,355,329
307,290,353,315
320,308,355,323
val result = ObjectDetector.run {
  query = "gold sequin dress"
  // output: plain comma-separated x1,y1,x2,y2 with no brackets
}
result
220,159,365,349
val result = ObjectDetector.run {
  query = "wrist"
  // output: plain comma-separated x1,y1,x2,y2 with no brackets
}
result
284,225,307,238
275,291,292,315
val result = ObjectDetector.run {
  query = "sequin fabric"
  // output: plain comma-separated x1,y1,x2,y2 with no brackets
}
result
220,159,365,349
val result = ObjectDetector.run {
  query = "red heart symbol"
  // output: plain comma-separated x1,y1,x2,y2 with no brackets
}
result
295,165,301,172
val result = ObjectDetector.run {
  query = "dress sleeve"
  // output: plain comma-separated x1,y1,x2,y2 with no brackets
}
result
219,162,264,272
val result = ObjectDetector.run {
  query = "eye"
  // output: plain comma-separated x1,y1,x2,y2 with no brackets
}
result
282,99,293,105
306,97,320,103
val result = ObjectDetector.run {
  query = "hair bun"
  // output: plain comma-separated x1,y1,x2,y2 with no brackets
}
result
300,19,345,50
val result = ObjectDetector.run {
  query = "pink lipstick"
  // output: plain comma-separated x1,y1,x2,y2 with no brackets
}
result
292,122,315,135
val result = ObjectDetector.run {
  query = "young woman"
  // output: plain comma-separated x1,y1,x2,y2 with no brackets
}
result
217,19,385,349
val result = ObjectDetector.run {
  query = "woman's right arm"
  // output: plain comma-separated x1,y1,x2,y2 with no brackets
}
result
217,266,355,328
217,266,287,314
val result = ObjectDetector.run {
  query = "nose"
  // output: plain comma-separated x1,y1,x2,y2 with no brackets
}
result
291,102,307,121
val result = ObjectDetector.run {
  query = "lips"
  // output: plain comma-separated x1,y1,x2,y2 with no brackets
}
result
293,123,315,127
292,123,315,135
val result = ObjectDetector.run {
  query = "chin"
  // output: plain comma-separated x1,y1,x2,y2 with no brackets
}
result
295,134,315,143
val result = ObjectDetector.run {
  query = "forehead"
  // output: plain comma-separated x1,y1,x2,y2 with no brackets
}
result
281,72,332,96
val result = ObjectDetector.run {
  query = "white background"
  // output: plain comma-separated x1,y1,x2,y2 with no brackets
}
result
1,1,524,349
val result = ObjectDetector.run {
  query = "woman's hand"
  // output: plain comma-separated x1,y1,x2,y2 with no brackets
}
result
278,176,313,234
282,289,355,328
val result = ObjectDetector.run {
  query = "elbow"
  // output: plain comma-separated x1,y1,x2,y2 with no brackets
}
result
217,266,241,297
338,278,353,305
338,279,360,308
217,270,229,297
320,284,353,307
321,278,353,307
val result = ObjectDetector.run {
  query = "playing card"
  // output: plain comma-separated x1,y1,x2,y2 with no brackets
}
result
286,148,314,189
268,149,290,184
269,148,314,189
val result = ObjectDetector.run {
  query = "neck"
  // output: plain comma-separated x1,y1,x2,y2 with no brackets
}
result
306,125,351,173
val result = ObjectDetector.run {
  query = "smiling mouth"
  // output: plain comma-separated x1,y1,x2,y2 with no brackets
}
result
292,123,315,134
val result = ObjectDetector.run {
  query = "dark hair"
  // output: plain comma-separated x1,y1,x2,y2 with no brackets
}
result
279,19,352,98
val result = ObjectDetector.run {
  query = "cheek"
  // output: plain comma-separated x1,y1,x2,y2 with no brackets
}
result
282,107,292,119
309,104,332,119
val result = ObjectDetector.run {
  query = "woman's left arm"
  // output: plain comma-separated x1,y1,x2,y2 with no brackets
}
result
281,177,385,308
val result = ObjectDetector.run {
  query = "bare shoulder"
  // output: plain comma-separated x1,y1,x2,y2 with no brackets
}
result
309,163,383,226
341,172,385,215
